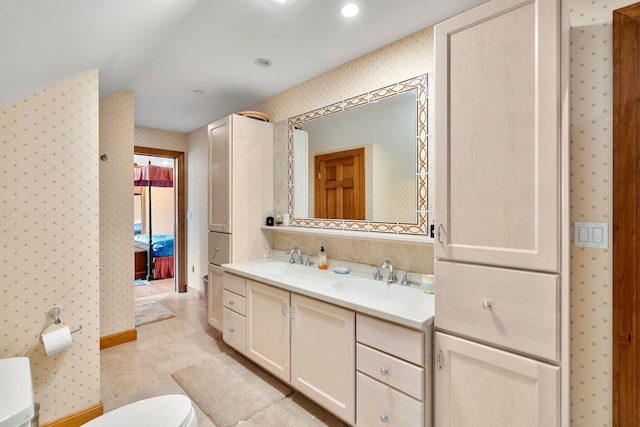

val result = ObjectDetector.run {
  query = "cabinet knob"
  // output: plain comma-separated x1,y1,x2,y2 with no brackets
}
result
228,327,234,333
482,300,493,310
380,413,389,422
380,367,389,376
229,300,234,305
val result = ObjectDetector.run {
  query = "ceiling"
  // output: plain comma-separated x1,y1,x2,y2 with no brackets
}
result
0,0,484,134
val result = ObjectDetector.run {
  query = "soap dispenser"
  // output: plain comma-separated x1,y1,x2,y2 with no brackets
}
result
318,246,328,270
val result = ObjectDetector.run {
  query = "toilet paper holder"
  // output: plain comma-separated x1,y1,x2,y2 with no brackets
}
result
39,306,82,344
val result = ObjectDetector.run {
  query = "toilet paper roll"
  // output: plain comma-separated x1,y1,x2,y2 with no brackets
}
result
42,326,73,356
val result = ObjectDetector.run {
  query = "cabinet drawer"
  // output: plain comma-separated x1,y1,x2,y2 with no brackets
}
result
223,289,246,315
356,372,424,427
222,307,246,354
435,260,559,361
223,272,246,296
357,343,424,401
357,314,424,366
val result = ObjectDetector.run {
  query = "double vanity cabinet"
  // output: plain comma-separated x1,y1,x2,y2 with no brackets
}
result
215,260,434,427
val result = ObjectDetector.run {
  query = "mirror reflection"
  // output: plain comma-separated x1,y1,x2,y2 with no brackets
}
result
293,90,417,223
288,74,429,235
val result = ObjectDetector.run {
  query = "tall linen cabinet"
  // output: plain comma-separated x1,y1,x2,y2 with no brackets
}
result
433,0,569,426
207,114,273,332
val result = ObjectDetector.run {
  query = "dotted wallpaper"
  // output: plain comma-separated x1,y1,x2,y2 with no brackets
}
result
135,125,187,152
99,90,135,336
0,71,101,423
568,1,632,425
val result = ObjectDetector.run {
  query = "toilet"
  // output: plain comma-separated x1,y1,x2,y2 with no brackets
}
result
81,394,197,427
0,358,34,427
0,357,197,427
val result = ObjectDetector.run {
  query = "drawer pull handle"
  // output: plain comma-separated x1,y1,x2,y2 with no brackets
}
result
482,300,493,310
380,413,389,422
380,367,389,376
228,327,234,333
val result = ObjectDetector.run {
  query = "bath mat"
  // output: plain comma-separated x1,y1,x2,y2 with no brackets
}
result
134,279,150,286
241,392,349,426
171,352,294,427
134,300,175,327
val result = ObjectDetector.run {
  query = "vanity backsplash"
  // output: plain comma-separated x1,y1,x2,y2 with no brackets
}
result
271,229,434,274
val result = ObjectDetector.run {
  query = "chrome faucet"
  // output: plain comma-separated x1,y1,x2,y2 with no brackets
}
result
289,247,302,264
380,260,397,283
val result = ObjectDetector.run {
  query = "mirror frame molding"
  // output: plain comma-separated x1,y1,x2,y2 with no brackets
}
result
287,74,429,235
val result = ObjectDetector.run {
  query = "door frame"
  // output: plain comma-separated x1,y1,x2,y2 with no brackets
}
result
134,146,187,293
613,3,640,424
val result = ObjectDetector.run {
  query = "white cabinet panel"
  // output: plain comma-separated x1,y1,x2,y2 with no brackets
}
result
435,260,559,361
435,333,559,427
208,118,230,233
434,0,562,272
222,307,246,354
246,280,291,382
357,372,424,427
291,293,355,424
207,264,223,332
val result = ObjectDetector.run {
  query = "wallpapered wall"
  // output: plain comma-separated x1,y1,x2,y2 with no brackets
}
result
568,0,632,425
0,71,101,424
100,90,135,336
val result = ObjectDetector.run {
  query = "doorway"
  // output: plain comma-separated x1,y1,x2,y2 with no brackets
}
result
314,147,366,220
613,3,640,424
134,146,187,293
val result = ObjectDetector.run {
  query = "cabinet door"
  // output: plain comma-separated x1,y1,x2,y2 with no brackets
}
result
434,0,562,272
247,280,291,382
208,117,231,232
434,332,559,427
291,294,355,424
207,264,223,331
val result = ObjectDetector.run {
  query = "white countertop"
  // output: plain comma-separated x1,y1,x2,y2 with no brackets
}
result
221,256,434,330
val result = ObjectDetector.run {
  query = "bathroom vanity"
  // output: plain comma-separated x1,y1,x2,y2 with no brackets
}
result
220,257,434,427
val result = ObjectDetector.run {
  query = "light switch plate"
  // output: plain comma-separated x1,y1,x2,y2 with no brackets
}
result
574,222,608,248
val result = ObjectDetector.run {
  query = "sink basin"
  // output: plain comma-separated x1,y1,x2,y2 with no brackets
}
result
254,261,290,275
332,279,418,302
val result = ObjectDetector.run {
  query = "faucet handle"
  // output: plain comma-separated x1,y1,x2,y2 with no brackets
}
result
401,272,409,286
373,266,383,281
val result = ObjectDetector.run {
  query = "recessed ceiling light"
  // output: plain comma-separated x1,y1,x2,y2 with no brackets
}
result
340,3,359,17
254,57,272,67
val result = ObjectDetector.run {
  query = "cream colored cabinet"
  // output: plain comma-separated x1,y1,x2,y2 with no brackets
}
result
355,314,430,427
222,272,247,354
207,113,273,243
208,118,230,232
246,280,291,382
434,0,563,273
434,0,568,425
207,264,224,331
290,293,355,424
434,333,559,427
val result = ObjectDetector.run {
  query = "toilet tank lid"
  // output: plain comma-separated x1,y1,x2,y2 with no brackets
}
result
0,357,34,427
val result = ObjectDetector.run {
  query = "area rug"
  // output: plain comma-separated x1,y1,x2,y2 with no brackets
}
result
241,392,349,427
134,300,175,327
171,351,294,427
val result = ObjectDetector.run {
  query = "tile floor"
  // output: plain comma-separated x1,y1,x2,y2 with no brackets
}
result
100,290,224,427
